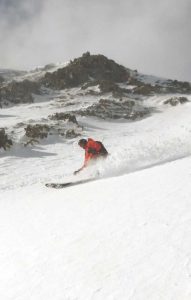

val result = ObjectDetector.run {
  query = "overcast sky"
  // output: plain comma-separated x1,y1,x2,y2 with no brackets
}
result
0,0,190,81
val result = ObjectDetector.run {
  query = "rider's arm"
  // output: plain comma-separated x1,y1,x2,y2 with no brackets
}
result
74,149,93,175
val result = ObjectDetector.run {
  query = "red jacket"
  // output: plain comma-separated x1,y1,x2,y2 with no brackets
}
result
83,138,102,167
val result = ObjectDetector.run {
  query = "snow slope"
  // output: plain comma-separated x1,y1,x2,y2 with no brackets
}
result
1,155,191,299
1,93,191,299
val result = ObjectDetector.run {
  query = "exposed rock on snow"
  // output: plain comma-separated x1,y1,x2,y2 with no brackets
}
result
0,128,13,150
164,96,189,106
49,112,78,124
65,129,80,138
23,116,81,146
82,79,118,93
82,79,127,98
0,80,41,107
77,98,150,120
24,124,50,139
133,76,191,95
133,83,161,96
164,79,191,93
99,80,123,96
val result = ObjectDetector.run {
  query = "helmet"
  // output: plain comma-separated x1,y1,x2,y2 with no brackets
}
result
78,139,87,148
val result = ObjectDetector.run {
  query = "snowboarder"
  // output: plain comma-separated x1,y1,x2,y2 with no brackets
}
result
74,138,108,174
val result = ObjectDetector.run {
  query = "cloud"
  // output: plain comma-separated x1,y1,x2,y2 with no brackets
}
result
0,0,190,81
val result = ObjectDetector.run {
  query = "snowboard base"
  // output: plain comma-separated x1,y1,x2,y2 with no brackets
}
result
45,178,96,189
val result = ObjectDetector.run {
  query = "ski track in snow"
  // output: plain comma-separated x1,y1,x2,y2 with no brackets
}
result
1,157,191,299
1,92,191,299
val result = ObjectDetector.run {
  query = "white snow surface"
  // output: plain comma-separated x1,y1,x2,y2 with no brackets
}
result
1,92,191,299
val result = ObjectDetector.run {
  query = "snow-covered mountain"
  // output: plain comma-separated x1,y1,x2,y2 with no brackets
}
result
0,53,191,300
0,62,68,82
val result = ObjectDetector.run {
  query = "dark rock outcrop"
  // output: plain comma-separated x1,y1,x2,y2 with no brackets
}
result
0,79,41,107
133,84,161,96
0,128,13,150
49,112,78,124
164,96,189,106
132,81,191,96
130,76,191,96
77,98,150,120
23,117,81,145
164,80,191,94
82,79,120,93
25,124,50,139
82,79,128,98
41,52,129,89
65,129,80,138
99,80,120,94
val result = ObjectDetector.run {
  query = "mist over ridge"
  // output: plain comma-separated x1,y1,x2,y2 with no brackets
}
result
0,0,191,81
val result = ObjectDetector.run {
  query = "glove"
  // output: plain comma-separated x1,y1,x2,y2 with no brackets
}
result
74,170,80,175
73,167,83,175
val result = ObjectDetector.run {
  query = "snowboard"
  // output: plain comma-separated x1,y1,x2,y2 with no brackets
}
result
45,178,96,189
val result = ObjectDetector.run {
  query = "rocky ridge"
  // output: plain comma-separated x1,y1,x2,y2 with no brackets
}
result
0,52,191,150
41,52,129,89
